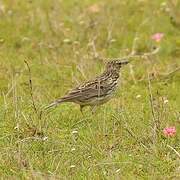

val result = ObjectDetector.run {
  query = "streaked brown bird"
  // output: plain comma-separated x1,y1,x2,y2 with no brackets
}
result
45,59,129,112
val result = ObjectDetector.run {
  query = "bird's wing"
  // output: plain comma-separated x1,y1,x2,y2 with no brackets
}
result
65,77,112,102
45,76,114,109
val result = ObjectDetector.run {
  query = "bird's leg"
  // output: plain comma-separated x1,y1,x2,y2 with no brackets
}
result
80,105,85,114
91,106,97,114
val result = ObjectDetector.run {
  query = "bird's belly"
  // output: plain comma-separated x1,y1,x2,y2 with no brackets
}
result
74,83,119,106
96,95,114,105
84,93,114,106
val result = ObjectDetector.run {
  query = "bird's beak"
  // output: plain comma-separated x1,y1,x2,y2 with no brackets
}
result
120,60,129,65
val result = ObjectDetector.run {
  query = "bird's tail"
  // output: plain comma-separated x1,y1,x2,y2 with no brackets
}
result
44,98,67,110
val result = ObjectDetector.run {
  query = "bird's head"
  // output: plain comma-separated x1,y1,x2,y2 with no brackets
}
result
106,59,129,72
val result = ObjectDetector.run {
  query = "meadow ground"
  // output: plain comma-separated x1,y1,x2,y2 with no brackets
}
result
0,0,180,179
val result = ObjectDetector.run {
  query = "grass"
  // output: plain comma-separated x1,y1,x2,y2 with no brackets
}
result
0,0,180,179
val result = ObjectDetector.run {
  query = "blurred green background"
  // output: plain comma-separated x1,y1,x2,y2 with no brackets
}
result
0,0,179,179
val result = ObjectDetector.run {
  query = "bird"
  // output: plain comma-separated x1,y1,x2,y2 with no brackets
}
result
45,59,129,113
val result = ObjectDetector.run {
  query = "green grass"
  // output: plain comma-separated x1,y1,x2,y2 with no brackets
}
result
0,0,180,179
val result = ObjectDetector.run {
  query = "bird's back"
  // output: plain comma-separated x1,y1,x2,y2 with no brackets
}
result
62,69,120,106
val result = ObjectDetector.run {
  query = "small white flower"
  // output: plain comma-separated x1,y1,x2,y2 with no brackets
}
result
42,136,48,141
0,39,4,43
110,39,116,43
136,94,141,99
63,39,71,43
70,165,76,168
160,2,167,7
72,130,78,134
71,148,76,152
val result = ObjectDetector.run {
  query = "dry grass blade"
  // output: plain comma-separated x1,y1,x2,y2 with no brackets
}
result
24,60,38,116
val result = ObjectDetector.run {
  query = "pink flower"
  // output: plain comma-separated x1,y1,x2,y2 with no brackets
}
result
151,33,164,42
163,127,176,137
